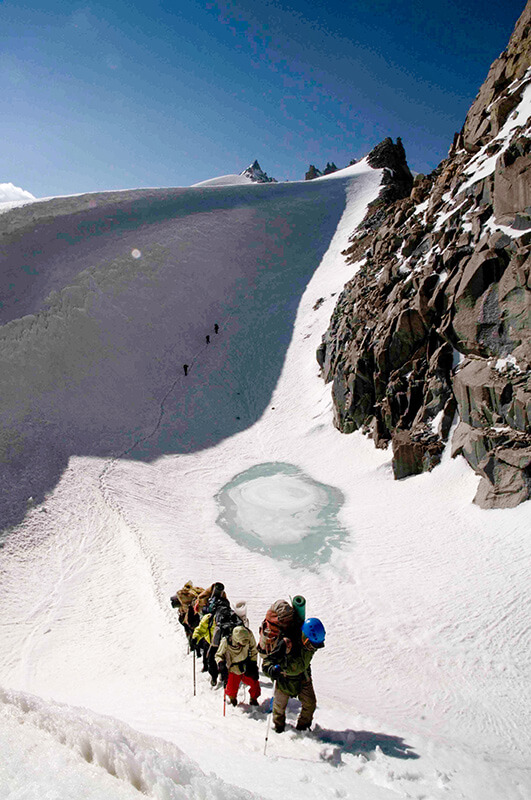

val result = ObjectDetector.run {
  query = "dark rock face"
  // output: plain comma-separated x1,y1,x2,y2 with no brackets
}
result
305,165,323,181
318,3,531,509
305,162,338,179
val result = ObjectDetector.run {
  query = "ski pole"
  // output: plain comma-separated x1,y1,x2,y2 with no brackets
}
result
193,650,196,697
263,682,275,756
223,689,226,717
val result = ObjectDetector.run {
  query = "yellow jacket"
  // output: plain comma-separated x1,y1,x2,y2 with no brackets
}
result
192,614,215,645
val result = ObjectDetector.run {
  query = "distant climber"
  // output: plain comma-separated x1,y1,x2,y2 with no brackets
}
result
214,323,219,334
216,625,261,706
262,617,325,732
206,335,210,344
183,364,189,376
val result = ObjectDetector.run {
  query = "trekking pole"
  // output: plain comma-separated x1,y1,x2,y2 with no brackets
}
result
223,688,226,717
263,682,275,756
193,650,196,697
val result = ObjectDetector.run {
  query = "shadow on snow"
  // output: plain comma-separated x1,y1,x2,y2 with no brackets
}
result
312,724,419,762
0,179,349,532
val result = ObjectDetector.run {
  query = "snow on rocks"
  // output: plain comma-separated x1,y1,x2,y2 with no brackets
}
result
239,160,277,183
319,3,531,508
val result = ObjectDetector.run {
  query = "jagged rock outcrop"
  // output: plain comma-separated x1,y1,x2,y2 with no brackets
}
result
240,160,277,183
318,2,531,509
305,162,339,180
305,165,323,181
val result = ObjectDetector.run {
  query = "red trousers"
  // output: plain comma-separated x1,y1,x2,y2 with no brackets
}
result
225,671,261,701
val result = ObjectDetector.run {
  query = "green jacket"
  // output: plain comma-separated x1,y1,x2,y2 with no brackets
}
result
192,613,215,645
262,639,314,696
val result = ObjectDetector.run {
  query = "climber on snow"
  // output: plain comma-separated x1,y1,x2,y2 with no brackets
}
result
262,617,325,733
216,624,261,706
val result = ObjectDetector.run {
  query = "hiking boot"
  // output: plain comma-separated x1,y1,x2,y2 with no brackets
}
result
274,722,285,733
295,721,310,731
210,677,217,687
228,697,237,706
249,698,259,706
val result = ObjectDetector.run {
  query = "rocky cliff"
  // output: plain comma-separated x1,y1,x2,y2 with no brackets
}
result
318,2,531,508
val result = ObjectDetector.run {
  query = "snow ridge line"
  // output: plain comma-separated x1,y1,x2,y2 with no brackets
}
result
0,686,258,800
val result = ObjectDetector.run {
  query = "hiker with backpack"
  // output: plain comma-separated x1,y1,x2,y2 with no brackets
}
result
193,584,231,679
170,581,203,651
262,617,325,733
206,600,243,687
258,597,325,733
216,624,261,706
192,609,219,679
195,582,227,616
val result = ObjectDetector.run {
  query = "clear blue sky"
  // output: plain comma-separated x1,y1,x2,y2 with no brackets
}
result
1,0,525,196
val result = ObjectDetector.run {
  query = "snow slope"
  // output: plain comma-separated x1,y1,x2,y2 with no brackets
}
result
0,161,530,800
191,173,255,186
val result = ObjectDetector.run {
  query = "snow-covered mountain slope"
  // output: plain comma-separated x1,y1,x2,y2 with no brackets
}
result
0,160,530,800
192,159,276,186
191,173,255,186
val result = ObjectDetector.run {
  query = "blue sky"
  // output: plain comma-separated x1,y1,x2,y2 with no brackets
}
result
1,0,525,196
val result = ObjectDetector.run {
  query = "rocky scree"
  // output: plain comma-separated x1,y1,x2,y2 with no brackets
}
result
317,2,531,509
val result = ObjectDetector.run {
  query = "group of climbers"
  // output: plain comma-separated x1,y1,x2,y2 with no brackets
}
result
171,581,261,706
170,582,326,733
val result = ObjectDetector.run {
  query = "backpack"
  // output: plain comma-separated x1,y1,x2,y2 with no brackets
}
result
195,582,226,615
170,582,203,632
214,604,241,644
215,605,242,636
171,582,203,613
258,599,300,655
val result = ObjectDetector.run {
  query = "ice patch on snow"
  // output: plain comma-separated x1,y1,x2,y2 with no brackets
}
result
216,462,347,565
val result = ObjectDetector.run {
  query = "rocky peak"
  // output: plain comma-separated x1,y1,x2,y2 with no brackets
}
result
305,162,339,180
240,160,277,183
360,138,414,231
317,2,531,509
305,165,323,181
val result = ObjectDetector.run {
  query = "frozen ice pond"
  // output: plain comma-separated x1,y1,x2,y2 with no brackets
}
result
215,462,347,566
